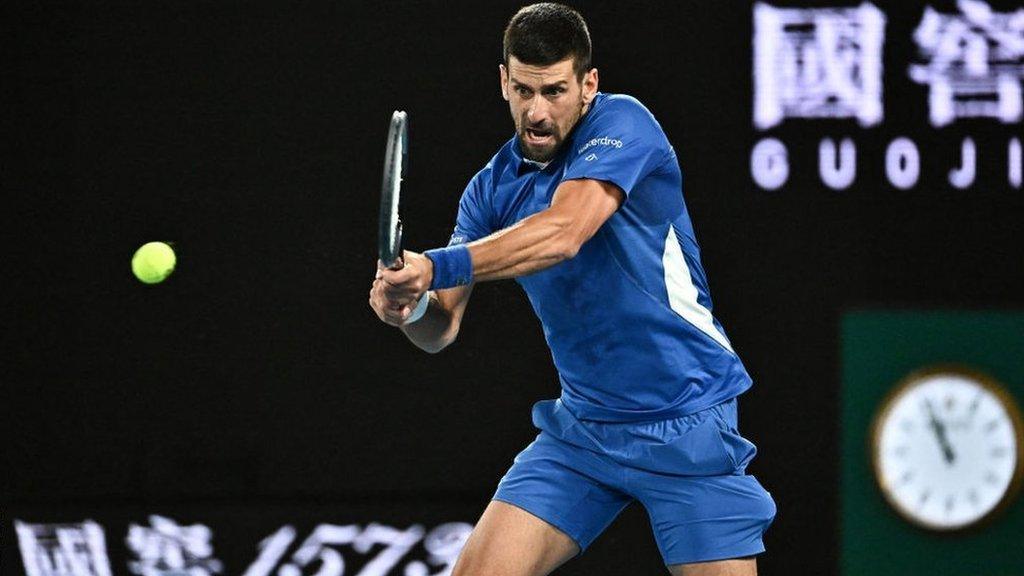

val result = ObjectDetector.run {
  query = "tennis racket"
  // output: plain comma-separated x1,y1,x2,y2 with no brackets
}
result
378,110,408,270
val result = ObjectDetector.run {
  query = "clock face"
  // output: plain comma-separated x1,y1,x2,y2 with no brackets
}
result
872,367,1024,531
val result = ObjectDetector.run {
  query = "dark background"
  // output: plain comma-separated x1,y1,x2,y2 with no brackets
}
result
3,1,1023,574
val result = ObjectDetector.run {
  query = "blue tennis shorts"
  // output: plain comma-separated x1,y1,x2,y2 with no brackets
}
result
493,397,776,566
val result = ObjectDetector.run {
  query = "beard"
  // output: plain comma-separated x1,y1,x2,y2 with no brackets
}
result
516,99,585,163
517,130,560,163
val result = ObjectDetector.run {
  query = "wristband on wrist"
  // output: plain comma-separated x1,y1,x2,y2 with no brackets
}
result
424,244,473,290
405,291,431,324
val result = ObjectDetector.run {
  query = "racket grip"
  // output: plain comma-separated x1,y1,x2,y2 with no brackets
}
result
389,221,404,269
394,219,403,257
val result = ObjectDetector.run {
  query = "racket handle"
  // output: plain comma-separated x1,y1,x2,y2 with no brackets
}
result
381,220,404,269
390,220,404,269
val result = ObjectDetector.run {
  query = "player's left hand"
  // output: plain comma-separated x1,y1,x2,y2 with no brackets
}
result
376,250,434,308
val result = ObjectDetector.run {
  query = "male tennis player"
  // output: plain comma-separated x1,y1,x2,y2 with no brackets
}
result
369,4,775,575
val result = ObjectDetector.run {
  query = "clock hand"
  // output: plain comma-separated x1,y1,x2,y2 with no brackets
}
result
924,399,956,464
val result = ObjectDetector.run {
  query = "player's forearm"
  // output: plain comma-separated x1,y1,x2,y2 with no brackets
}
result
423,180,621,289
399,293,458,353
466,209,581,281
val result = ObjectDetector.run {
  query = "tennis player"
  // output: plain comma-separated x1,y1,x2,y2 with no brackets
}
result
369,4,775,575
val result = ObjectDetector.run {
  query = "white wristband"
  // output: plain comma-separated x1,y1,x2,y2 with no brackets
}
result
406,292,431,324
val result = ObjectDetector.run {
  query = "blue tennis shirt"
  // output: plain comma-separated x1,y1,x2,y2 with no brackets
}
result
448,92,752,422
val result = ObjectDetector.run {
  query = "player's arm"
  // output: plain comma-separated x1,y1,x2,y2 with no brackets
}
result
382,177,622,286
371,178,621,352
400,284,473,354
369,266,473,354
465,177,623,280
380,177,623,288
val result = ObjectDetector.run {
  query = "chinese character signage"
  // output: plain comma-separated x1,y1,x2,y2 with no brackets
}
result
754,3,887,129
13,517,472,576
751,1,1023,192
126,516,223,576
15,521,114,576
910,0,1024,127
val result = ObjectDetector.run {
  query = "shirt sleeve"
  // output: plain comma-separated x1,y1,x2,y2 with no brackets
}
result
562,96,673,198
447,168,494,246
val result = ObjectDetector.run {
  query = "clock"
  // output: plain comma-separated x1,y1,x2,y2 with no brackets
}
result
871,365,1024,531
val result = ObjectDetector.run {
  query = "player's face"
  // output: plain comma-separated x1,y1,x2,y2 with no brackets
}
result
501,57,598,163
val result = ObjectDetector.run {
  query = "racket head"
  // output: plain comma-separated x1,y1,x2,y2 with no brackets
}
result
378,110,408,269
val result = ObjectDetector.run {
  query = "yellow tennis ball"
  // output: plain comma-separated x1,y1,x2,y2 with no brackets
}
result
132,241,177,284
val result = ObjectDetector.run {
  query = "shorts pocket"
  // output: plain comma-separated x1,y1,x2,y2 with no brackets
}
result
638,413,738,476
712,414,758,473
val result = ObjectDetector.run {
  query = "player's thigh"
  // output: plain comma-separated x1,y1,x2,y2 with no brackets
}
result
667,557,757,576
451,500,579,576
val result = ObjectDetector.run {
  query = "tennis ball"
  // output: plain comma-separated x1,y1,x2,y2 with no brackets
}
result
131,241,177,284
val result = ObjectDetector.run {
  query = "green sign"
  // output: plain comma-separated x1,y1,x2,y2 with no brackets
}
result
841,311,1024,576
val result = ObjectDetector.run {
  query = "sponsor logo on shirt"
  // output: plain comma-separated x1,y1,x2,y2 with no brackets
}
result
578,136,623,155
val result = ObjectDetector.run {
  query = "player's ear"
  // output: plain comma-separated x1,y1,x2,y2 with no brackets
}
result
582,68,598,105
499,63,509,101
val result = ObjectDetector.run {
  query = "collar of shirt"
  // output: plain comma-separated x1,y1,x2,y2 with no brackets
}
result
510,139,551,176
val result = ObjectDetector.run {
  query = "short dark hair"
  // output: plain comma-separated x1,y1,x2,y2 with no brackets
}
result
503,3,592,79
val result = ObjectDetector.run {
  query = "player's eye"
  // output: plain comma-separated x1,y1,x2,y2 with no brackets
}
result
515,86,533,97
543,87,566,96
